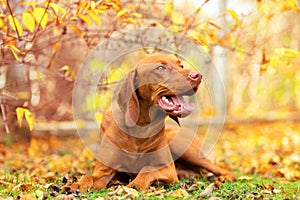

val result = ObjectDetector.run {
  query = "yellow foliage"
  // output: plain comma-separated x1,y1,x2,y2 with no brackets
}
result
94,112,103,123
4,44,23,63
227,9,242,27
117,9,128,18
7,15,23,36
16,107,35,131
24,109,34,131
67,23,84,38
274,48,299,58
279,0,298,11
132,12,142,18
52,42,60,54
0,16,7,32
78,13,92,25
171,11,185,25
48,2,66,15
22,12,35,32
164,3,173,16
58,65,71,77
88,11,102,25
33,7,48,29
16,107,25,128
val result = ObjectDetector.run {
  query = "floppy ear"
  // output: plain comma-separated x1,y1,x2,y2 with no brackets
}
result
117,69,140,127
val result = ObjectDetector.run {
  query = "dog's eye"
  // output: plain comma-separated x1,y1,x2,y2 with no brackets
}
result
180,65,184,68
156,65,167,70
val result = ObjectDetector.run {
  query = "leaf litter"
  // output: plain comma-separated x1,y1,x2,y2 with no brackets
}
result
0,121,299,199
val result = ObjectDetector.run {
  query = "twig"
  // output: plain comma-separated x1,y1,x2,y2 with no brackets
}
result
29,0,52,43
37,0,52,31
6,0,21,40
0,103,10,134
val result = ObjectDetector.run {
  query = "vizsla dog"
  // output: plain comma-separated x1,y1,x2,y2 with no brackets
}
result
69,54,235,191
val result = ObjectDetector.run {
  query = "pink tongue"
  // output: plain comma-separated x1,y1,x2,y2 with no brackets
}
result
170,96,194,112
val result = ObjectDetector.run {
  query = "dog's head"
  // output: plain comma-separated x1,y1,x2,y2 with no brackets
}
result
117,54,202,127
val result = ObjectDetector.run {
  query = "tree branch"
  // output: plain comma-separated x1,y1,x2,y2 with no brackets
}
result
6,0,21,40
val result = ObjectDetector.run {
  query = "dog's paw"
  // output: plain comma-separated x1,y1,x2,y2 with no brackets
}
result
127,181,149,191
62,175,94,193
214,173,236,183
62,183,81,194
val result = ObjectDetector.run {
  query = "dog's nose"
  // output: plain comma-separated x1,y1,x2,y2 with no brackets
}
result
188,71,202,82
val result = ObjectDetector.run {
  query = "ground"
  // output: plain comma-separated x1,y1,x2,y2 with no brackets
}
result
0,121,299,199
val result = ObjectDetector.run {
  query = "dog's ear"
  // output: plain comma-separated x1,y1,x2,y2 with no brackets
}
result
117,69,140,127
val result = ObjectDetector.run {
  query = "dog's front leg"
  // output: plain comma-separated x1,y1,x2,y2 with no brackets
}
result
67,161,116,192
127,162,178,191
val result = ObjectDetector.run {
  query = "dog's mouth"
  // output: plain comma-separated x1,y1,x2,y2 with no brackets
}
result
158,94,194,117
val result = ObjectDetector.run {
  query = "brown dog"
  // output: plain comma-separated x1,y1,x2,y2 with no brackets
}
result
69,54,235,191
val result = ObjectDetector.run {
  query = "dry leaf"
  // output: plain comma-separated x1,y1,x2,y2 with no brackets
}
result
199,183,215,197
170,189,189,198
238,176,253,181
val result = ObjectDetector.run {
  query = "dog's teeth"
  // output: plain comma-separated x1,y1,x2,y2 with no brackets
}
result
162,96,174,105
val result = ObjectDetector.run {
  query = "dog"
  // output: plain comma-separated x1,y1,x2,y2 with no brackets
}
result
68,54,236,191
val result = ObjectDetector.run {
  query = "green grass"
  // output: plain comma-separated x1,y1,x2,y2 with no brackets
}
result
1,172,298,199
212,177,299,200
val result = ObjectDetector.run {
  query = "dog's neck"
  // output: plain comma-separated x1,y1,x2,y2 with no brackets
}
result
136,97,166,126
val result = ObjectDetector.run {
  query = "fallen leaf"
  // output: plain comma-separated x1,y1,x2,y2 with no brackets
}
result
261,189,272,194
209,197,222,200
273,189,281,194
170,188,189,198
238,176,253,181
198,183,215,197
123,186,139,197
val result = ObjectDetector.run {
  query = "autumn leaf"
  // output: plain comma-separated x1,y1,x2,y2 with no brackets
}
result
33,7,48,29
52,42,60,54
170,189,189,198
171,11,185,25
88,11,102,25
22,12,35,32
67,23,84,38
132,12,142,18
16,107,25,127
94,112,103,123
198,183,215,197
48,2,66,15
0,16,7,32
227,9,242,27
7,15,23,36
90,1,96,10
4,44,23,63
117,9,128,18
274,48,299,58
24,109,34,131
16,107,35,131
78,14,92,25
164,3,173,16
58,65,71,77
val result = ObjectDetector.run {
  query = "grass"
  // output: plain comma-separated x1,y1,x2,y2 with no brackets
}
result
0,171,298,199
